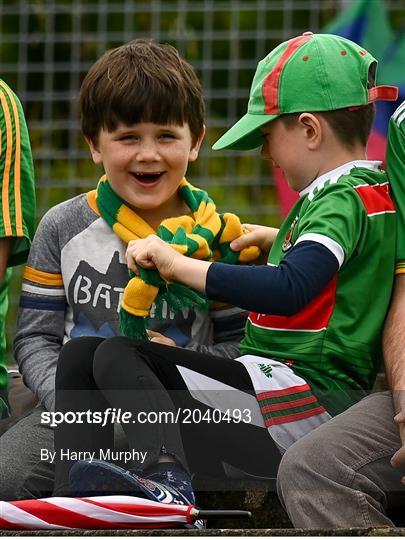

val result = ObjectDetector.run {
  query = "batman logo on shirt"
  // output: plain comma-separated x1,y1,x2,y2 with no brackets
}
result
68,251,128,334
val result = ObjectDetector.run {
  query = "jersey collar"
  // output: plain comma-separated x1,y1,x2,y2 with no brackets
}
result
299,160,382,199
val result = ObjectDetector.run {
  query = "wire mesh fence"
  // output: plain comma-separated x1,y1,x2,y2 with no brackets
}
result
0,0,403,359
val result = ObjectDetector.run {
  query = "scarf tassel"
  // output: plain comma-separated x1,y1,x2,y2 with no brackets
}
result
119,278,208,341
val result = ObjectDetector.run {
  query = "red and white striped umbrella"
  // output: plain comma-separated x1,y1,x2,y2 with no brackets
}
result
0,495,194,530
0,495,251,530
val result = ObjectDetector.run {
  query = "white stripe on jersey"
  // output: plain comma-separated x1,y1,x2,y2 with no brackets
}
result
392,101,405,125
248,320,327,332
367,210,396,217
294,233,344,268
395,108,405,127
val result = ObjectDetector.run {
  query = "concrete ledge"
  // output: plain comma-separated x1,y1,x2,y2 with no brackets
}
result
195,489,291,529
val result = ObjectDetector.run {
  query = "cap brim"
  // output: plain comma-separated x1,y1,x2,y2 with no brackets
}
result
212,112,278,151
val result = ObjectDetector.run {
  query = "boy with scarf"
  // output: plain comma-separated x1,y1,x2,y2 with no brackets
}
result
0,39,259,501
55,33,399,507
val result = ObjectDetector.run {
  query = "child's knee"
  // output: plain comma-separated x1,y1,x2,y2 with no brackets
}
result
92,336,146,385
56,337,102,387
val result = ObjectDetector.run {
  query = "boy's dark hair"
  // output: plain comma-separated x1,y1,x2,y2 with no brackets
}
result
79,39,204,144
281,105,375,149
280,64,376,149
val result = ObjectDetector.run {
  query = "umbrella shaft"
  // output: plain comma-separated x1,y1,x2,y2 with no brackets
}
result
191,509,252,519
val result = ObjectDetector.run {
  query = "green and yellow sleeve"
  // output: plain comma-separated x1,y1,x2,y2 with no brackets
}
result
0,79,36,267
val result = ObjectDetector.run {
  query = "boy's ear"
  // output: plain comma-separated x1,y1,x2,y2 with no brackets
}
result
298,113,322,150
86,136,103,165
189,125,206,162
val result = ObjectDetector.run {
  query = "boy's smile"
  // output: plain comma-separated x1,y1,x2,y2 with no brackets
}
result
130,171,164,186
88,122,204,223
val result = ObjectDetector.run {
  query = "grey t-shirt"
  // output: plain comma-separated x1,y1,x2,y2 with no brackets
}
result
14,193,246,411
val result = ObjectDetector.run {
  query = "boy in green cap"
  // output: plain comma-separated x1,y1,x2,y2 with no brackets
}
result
275,99,405,528
58,33,399,506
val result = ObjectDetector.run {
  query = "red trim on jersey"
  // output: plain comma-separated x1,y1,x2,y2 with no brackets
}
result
249,274,338,331
354,183,395,215
261,394,318,413
258,383,310,400
262,34,313,114
264,405,327,426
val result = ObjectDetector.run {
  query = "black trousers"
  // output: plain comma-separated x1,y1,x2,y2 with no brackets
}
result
53,336,281,495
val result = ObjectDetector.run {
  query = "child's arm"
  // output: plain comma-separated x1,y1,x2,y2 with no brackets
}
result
384,102,405,479
0,80,36,274
383,274,405,479
0,238,12,284
13,208,66,412
126,235,339,317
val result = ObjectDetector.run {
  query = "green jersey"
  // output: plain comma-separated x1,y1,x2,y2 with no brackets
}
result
0,79,36,419
240,161,396,415
386,101,405,272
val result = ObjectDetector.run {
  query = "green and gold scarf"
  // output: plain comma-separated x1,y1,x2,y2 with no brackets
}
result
95,175,260,340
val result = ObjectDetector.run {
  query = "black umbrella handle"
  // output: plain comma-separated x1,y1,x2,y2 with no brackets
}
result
191,509,252,519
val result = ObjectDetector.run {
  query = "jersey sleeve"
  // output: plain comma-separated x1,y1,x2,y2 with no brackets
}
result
294,182,364,268
386,101,405,272
206,242,338,315
0,79,36,267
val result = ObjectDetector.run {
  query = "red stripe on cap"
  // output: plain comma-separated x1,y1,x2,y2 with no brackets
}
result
368,86,398,102
262,34,313,114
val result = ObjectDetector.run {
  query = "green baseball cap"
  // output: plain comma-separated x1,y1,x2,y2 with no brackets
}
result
213,32,398,151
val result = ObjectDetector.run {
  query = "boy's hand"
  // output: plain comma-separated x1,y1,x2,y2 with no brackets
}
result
126,235,182,282
230,224,279,258
147,330,177,347
391,411,405,482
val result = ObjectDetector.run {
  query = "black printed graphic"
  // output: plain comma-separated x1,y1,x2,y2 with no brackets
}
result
67,250,196,344
68,251,128,337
